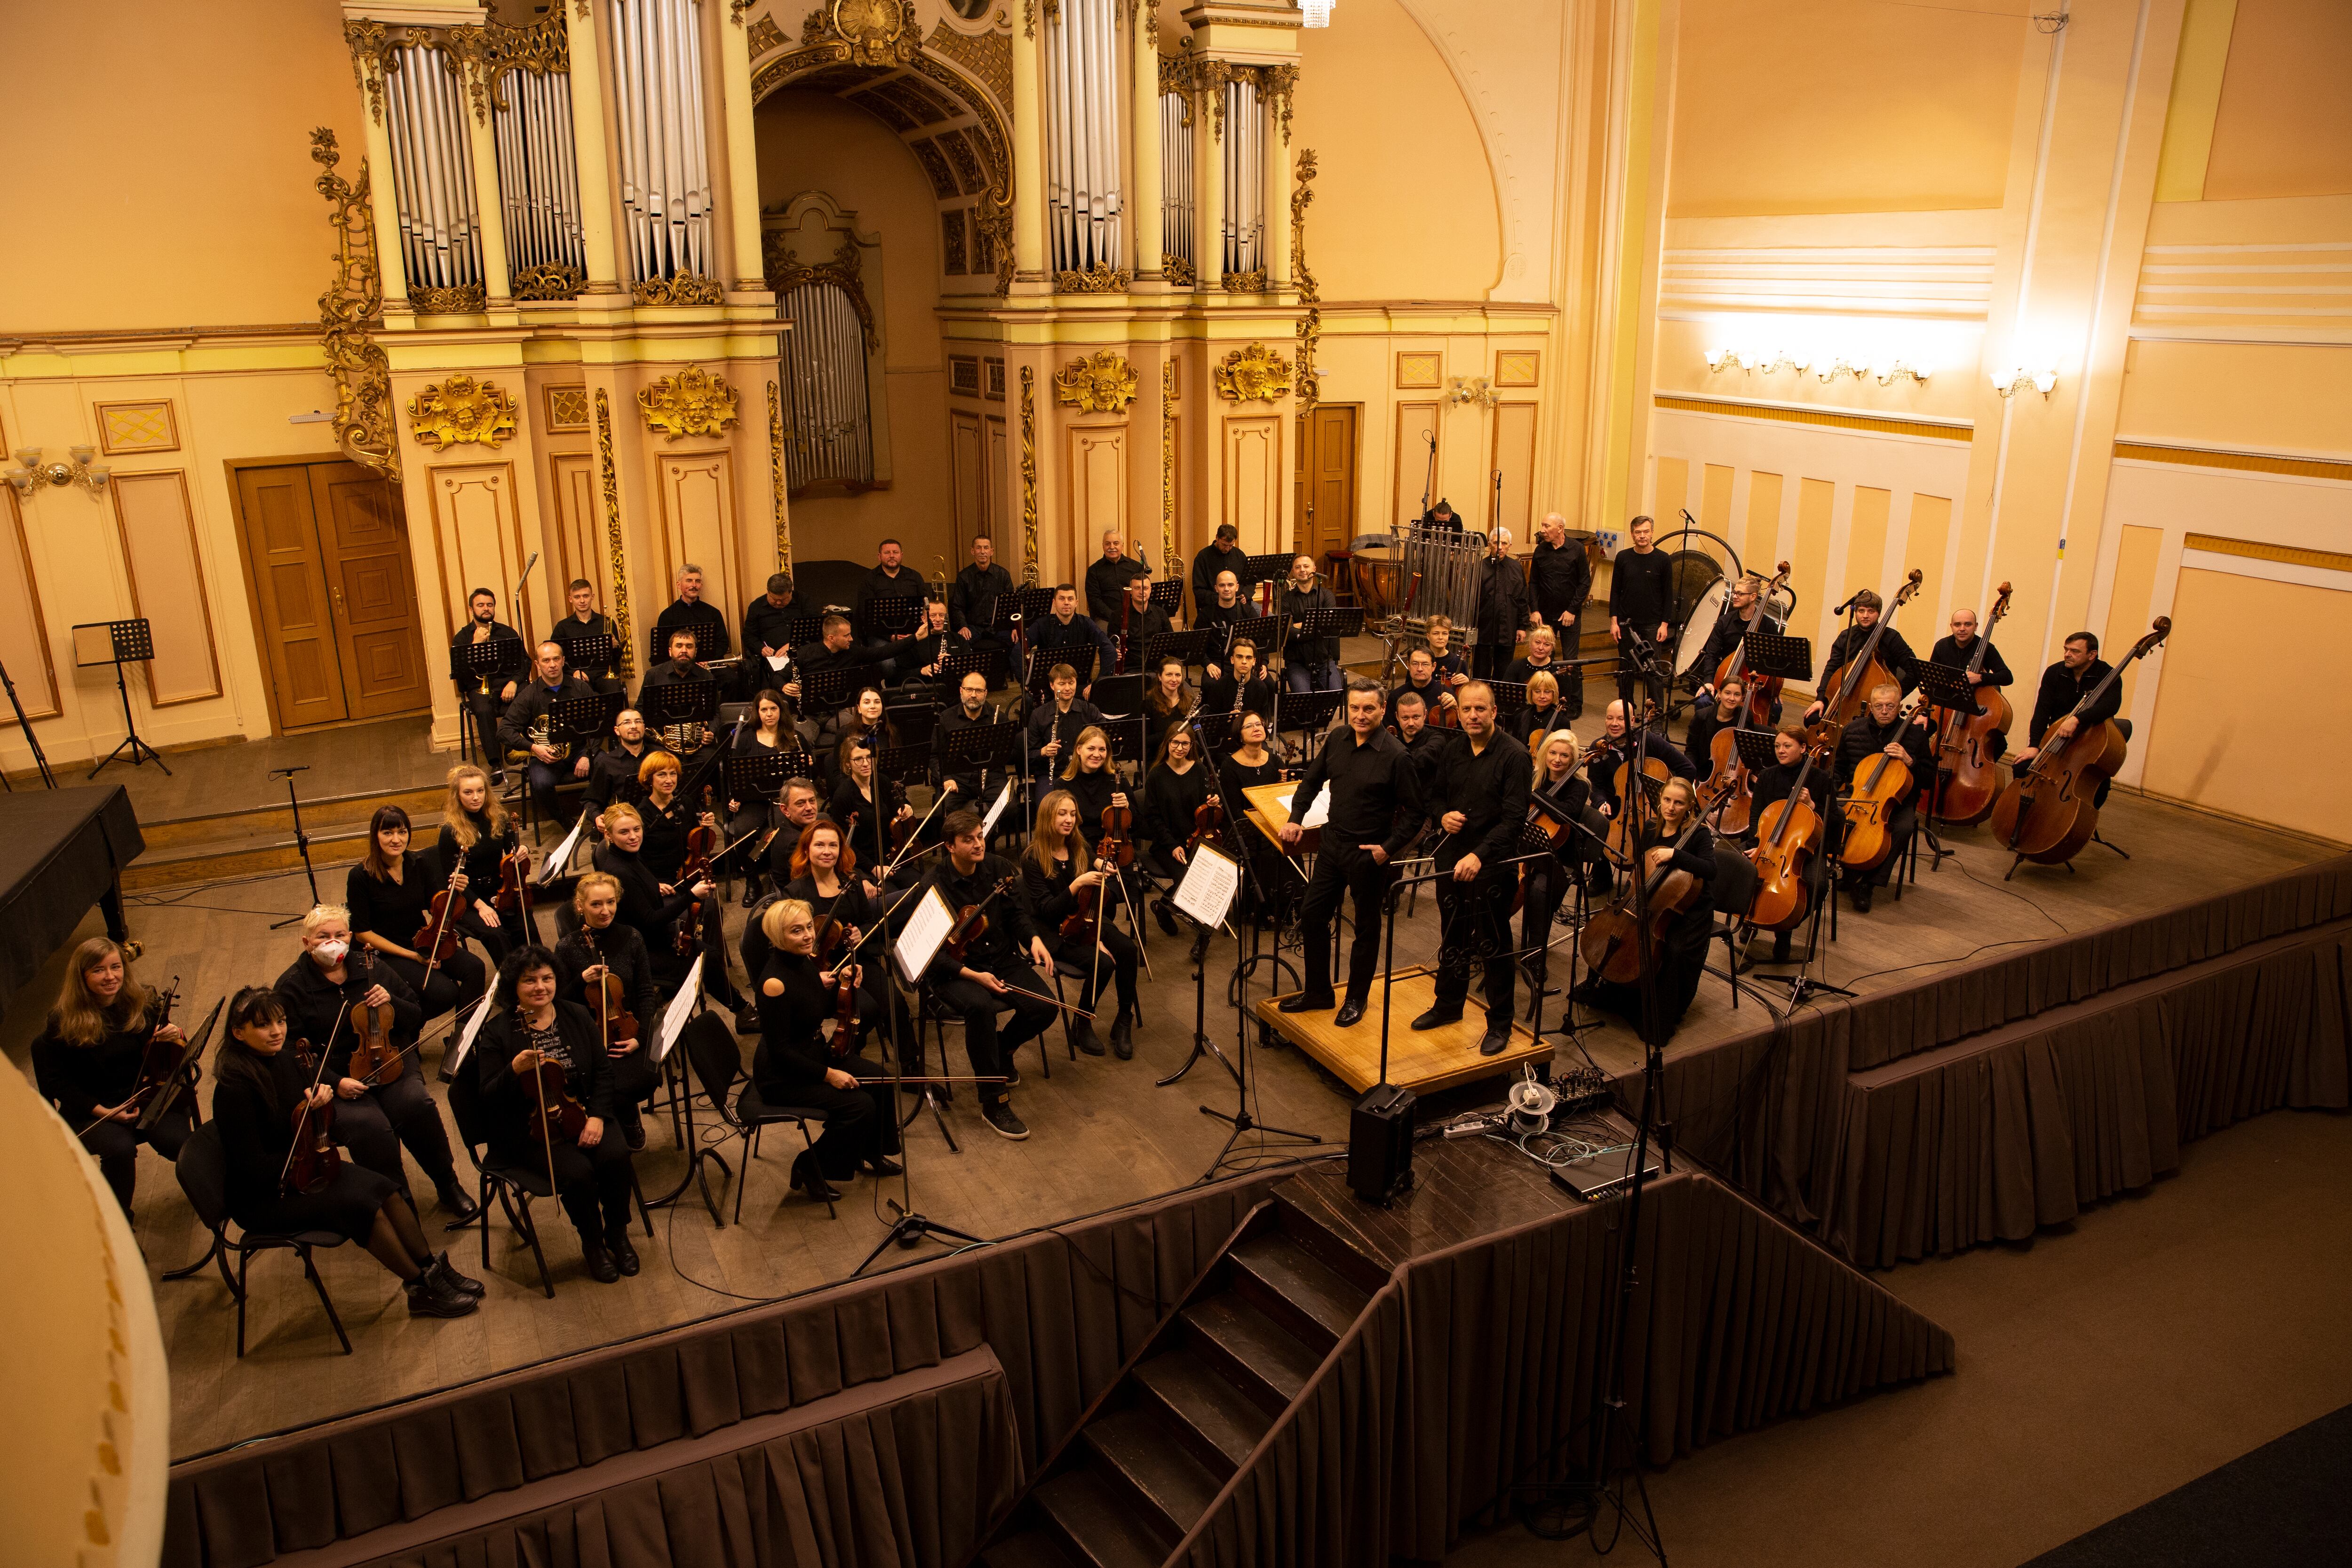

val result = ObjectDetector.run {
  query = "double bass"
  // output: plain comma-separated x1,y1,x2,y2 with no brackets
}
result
1819,569,1925,731
1746,740,1830,932
1988,619,2171,866
1714,561,1792,727
1927,582,2015,826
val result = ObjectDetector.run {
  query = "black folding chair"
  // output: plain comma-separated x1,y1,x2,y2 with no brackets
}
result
1708,846,1760,1010
172,1122,353,1358
445,1055,652,1297
685,1014,834,1223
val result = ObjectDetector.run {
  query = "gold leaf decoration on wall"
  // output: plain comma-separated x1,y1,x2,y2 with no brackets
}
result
639,365,741,439
408,374,520,450
310,128,397,480
1213,343,1294,404
1053,350,1140,414
632,271,726,306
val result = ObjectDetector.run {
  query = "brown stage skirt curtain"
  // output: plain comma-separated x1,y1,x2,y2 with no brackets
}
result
1175,1173,1955,1568
167,1173,1292,1568
1819,922,2352,1268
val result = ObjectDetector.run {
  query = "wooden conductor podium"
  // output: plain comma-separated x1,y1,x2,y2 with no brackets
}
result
1239,782,1553,1096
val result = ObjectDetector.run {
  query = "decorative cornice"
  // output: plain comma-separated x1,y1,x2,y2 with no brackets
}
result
513,262,586,301
633,271,727,306
1055,263,1134,294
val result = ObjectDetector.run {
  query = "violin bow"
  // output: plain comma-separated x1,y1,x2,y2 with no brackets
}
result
276,1006,350,1192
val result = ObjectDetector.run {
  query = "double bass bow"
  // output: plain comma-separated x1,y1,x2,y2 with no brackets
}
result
1988,618,2171,866
1928,582,2015,827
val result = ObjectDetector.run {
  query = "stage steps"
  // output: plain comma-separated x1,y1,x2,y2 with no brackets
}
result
125,784,447,891
977,1200,1381,1568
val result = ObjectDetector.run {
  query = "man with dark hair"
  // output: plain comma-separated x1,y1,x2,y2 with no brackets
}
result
1835,681,1932,913
785,612,897,731
649,564,730,666
583,708,652,824
1423,499,1462,532
763,778,826,888
950,533,1014,653
1278,679,1424,1027
858,540,924,672
1113,568,1173,674
743,571,814,667
1026,664,1104,775
1607,515,1674,707
499,641,593,826
451,586,526,776
924,808,1057,1139
1030,583,1115,686
1191,522,1248,617
2014,632,2121,790
637,628,720,766
1415,681,1529,1053
550,578,625,692
1804,589,1921,719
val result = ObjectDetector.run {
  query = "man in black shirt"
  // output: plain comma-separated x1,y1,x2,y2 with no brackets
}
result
1472,527,1531,680
1084,531,1148,623
1391,691,1454,842
1026,665,1105,776
763,778,825,888
1112,568,1174,674
950,534,1014,654
636,628,720,768
1417,682,1530,1052
648,565,730,667
2015,632,2122,793
857,540,926,671
1278,681,1426,1025
1805,590,1919,719
550,579,625,693
898,598,957,690
1278,555,1340,692
1834,682,1932,911
1030,584,1115,690
1607,515,1675,708
1921,605,2017,762
923,809,1057,1139
450,588,526,778
499,641,593,826
1191,523,1248,617
1201,638,1277,721
785,612,898,738
584,708,652,826
1691,574,1787,715
1528,511,1592,655
1587,699,1696,821
935,670,1010,806
1423,499,1463,532
742,572,815,671
1392,645,1455,725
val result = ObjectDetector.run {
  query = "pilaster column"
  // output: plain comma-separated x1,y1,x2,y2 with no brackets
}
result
716,2,765,291
461,91,513,309
1131,5,1162,280
564,0,621,293
1196,63,1224,290
1012,3,1047,286
1264,89,1289,290
357,91,414,325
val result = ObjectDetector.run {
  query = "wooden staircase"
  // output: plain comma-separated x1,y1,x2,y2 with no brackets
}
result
977,1202,1384,1568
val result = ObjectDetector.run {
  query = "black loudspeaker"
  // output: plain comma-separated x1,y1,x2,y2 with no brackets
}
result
1348,1083,1416,1204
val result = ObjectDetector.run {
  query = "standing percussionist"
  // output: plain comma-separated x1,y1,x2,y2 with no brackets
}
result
1606,515,1674,709
1470,528,1530,680
1191,522,1249,618
1414,682,1529,1056
1527,513,1591,712
1277,680,1425,1027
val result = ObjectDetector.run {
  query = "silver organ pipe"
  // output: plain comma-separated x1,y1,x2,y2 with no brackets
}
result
608,0,713,284
1044,0,1125,277
385,40,485,295
779,281,873,489
1221,75,1263,280
1160,91,1192,279
493,65,587,283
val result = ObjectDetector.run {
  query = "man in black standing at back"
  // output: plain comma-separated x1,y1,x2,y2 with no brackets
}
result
1608,515,1674,710
551,578,625,694
1414,681,1529,1055
1085,531,1148,624
1191,523,1248,621
743,572,814,672
950,533,1014,656
1527,512,1591,715
1471,527,1530,680
1278,680,1424,1028
649,565,730,669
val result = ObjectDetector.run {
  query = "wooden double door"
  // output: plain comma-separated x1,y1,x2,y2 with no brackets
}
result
1294,404,1359,562
231,459,431,732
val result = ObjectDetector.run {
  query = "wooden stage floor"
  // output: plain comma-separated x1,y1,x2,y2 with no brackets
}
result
0,727,2335,1460
1251,965,1553,1094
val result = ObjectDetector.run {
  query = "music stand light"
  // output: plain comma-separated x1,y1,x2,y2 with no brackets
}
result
77,619,170,779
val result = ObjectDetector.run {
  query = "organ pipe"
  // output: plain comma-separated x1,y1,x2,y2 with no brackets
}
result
493,65,587,283
1044,0,1126,277
384,40,485,294
607,0,713,283
1160,91,1192,280
1222,75,1263,280
779,282,873,489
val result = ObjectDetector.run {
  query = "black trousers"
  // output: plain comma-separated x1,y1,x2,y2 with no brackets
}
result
375,947,487,1030
605,1042,662,1131
1299,844,1397,1002
1614,632,1669,709
81,1101,194,1216
491,1131,635,1239
336,1071,461,1191
1472,642,1515,680
1844,799,1918,889
936,956,1057,1106
1048,922,1139,1013
1433,870,1517,1019
768,1051,900,1179
233,1164,397,1242
461,691,502,769
523,755,584,827
460,906,519,968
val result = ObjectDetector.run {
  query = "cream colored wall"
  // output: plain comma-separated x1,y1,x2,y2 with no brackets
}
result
2201,0,2352,201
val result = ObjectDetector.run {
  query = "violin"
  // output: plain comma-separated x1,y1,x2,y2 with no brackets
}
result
1928,582,2015,827
584,930,638,1054
818,916,861,1059
412,866,469,963
1989,618,2170,866
1578,813,1708,985
1095,776,1137,870
944,874,1020,961
1715,560,1792,727
343,946,404,1087
674,785,721,957
1837,744,1913,874
493,824,533,922
516,1046,588,1148
1818,568,1924,732
1187,794,1227,856
1746,742,1828,932
283,1035,341,1197
125,978,190,1130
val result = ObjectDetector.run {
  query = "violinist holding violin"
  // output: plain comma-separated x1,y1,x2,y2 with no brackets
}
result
1141,724,1216,949
274,906,480,1224
434,763,527,962
551,872,661,1152
346,804,488,1026
754,900,904,1203
925,808,1059,1142
209,987,479,1317
32,936,192,1218
782,817,908,1060
475,945,641,1283
1028,790,1139,1057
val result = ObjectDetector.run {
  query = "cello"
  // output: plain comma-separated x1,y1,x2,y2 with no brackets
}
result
1714,561,1792,727
1928,582,2015,826
1578,805,1709,985
1837,739,1913,876
1988,619,2171,866
1818,569,1925,731
1746,739,1830,932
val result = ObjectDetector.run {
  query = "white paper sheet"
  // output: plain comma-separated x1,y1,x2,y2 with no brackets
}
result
891,884,958,985
980,779,1014,836
1172,842,1240,929
444,994,493,1073
654,963,701,1064
1273,784,1330,829
536,813,588,884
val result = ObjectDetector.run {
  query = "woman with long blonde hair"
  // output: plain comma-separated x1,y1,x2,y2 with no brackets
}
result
434,762,524,960
31,936,191,1216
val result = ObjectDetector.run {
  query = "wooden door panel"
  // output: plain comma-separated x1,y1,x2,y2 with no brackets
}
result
236,465,349,729
312,465,430,718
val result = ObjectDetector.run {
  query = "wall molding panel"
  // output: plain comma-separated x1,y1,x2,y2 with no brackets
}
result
110,470,222,708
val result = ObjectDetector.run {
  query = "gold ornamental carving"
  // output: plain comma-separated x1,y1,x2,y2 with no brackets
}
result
1220,269,1267,294
445,14,570,123
344,20,397,124
410,282,488,314
1019,366,1039,586
1292,147,1321,413
633,271,726,306
639,365,741,439
593,390,636,679
1163,254,1196,287
1196,55,1231,140
308,128,398,482
1053,350,1139,415
804,0,922,67
763,232,879,350
1054,263,1133,294
1261,63,1298,143
769,380,791,570
408,374,521,450
514,262,586,300
1213,343,1293,404
1160,358,1176,574
926,20,1012,108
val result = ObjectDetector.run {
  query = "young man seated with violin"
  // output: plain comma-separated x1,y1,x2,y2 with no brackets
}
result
922,808,1059,1141
1833,682,1932,913
274,905,480,1225
551,872,662,1153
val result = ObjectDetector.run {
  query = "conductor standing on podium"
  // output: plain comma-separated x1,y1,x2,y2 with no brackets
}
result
1414,681,1528,1055
1278,680,1424,1029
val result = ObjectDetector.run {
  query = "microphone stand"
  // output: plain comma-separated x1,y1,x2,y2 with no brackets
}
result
268,765,323,930
0,656,56,790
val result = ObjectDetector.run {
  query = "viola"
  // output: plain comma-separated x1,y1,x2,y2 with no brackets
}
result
516,1047,588,1148
1837,745,1913,874
126,979,189,1129
1819,568,1925,732
1698,722,1755,836
412,867,469,963
1095,782,1137,870
1578,815,1708,985
1746,743,1828,932
1989,618,2171,866
1715,560,1792,727
344,947,404,1087
1058,867,1102,943
674,786,721,958
283,1035,341,1197
944,874,1019,961
1187,794,1227,856
493,825,533,922
1928,581,2015,827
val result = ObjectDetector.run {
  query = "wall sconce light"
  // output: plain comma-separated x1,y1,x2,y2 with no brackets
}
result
1816,358,1867,382
1705,348,1745,374
1876,360,1931,387
1990,366,2058,399
1749,351,1805,376
1446,374,1498,411
5,446,112,499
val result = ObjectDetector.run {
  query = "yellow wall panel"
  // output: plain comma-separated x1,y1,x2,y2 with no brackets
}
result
1066,425,1129,563
0,494,58,724
1792,478,1836,675
429,464,525,644
2204,0,2352,202
1844,485,1892,606
1700,462,1735,541
1223,417,1282,549
2103,525,2165,717
1907,493,1954,627
1653,456,1689,525
655,453,740,620
1745,472,1784,577
111,471,221,708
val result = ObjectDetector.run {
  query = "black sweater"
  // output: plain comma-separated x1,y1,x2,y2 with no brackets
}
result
477,1000,624,1127
210,1044,332,1219
1529,537,1592,624
1606,548,1675,637
1288,725,1424,859
552,921,661,1035
649,597,730,664
437,810,514,891
273,951,425,1077
1835,713,1932,801
924,854,1039,979
345,852,439,950
1141,761,1212,848
590,842,694,951
754,951,838,1092
32,1008,158,1125
1430,730,1531,874
2028,659,2122,745
1820,624,1920,704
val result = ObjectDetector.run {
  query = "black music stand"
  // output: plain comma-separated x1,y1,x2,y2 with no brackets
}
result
1486,678,1530,716
776,614,826,651
456,637,521,765
995,586,1058,640
1091,673,1146,716
638,674,719,741
1225,614,1283,656
935,646,1008,694
800,663,865,722
1242,553,1295,593
857,592,928,644
723,748,807,809
0,653,56,790
885,701,937,751
939,717,1019,808
1907,661,1979,876
552,689,623,748
1024,643,1095,700
1189,710,1238,756
1148,579,1186,619
1741,628,1814,687
1277,689,1345,758
77,620,169,778
562,631,621,688
1729,724,1779,780
874,742,934,788
1144,630,1214,671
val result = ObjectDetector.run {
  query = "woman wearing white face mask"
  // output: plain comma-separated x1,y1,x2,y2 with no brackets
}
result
272,905,480,1226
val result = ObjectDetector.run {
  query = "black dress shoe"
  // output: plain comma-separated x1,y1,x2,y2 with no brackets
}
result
790,1151,843,1203
1072,1021,1105,1057
428,1250,486,1297
1153,899,1182,938
605,1223,641,1277
864,1155,904,1177
582,1241,621,1284
1851,883,1875,914
435,1183,481,1227
1334,998,1367,1028
1478,1023,1513,1057
1410,1004,1462,1032
621,1114,647,1153
1279,991,1334,1014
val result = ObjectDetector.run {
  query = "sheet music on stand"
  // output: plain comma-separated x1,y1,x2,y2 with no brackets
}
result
891,885,957,986
654,964,700,1064
445,994,494,1073
1173,842,1240,930
980,779,1015,836
537,812,590,884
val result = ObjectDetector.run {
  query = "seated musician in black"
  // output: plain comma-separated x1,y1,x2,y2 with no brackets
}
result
724,688,796,901
857,540,926,673
898,598,956,692
636,627,720,768
924,808,1059,1140
1200,638,1277,722
435,762,530,960
950,534,1014,657
1142,656,1196,762
1691,573,1785,715
450,587,525,780
1522,730,1611,989
550,872,663,1152
1748,725,1834,963
473,945,641,1283
743,571,816,669
275,904,478,1224
1114,569,1174,674
32,937,193,1219
1570,776,1718,1036
1392,645,1455,727
1503,624,1564,688
212,987,480,1317
785,612,899,742
1196,569,1248,642
637,753,747,1016
592,799,715,996
1804,589,1919,720
831,739,916,867
763,776,825,890
1587,699,1697,822
1683,678,1750,785
1919,605,2017,764
1514,670,1573,747
1031,583,1117,691
780,816,908,1060
347,804,488,1027
551,578,625,694
584,707,652,828
1027,663,1106,778
1058,726,1132,870
2012,631,2121,802
1025,789,1140,1058
1834,681,1932,912
500,639,593,827
755,898,905,1202
1140,723,1217,960
934,670,1009,814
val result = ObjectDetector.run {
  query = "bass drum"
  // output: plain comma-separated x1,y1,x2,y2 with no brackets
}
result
1673,576,1731,685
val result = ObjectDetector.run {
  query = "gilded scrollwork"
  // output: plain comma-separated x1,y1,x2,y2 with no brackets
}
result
1261,63,1298,143
1053,350,1139,414
1213,342,1294,404
446,14,570,123
1163,254,1196,287
769,380,791,570
1160,358,1176,573
639,365,742,438
1292,147,1320,412
308,128,398,482
1220,269,1267,294
513,262,587,300
1019,366,1039,586
1054,263,1133,294
593,389,636,679
410,283,488,314
1196,55,1230,140
763,232,880,350
408,374,521,450
633,271,727,306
